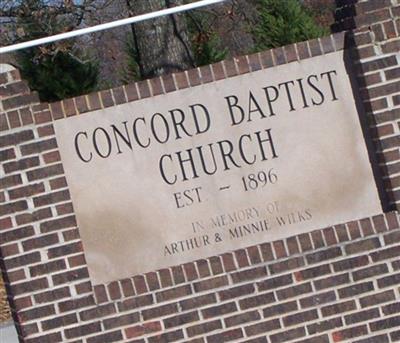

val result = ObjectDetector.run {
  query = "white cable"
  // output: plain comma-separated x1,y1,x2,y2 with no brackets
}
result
0,0,227,54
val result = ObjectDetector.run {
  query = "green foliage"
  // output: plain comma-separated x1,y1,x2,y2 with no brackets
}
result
253,0,328,51
120,34,141,84
187,12,227,67
14,0,98,102
18,49,98,102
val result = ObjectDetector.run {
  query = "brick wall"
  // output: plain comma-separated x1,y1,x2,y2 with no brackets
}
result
1,0,399,342
334,0,400,210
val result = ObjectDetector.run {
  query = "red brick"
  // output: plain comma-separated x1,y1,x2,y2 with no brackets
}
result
239,292,275,310
23,233,59,251
296,42,311,60
12,277,49,296
219,284,255,301
344,308,380,325
338,281,374,298
360,218,374,236
199,64,214,83
187,319,222,337
40,215,76,233
273,47,286,64
75,95,89,113
20,138,57,156
0,225,34,244
25,332,62,343
2,93,39,111
0,200,28,216
273,240,287,258
174,71,189,89
133,275,148,294
28,260,67,278
183,262,199,281
298,233,313,251
20,304,56,322
371,245,400,262
34,110,52,124
112,86,127,104
248,53,262,71
231,266,267,283
137,80,151,98
147,329,183,343
332,325,368,342
56,202,74,216
103,312,140,330
52,267,89,286
93,285,108,304
43,150,60,164
377,272,400,288
225,310,260,328
286,236,300,254
3,156,40,173
142,303,178,320
33,189,70,207
69,254,86,268
209,256,224,275
296,264,331,281
164,311,199,329
87,330,123,343
65,322,101,339
211,62,225,80
171,265,185,284
360,289,396,308
37,124,55,137
156,284,192,302
7,110,21,128
15,207,52,225
270,327,306,343
50,101,64,120
9,183,45,200
207,328,243,343
162,74,176,92
269,256,305,274
0,113,9,131
300,290,336,308
323,227,338,245
345,237,381,254
100,89,114,107
180,293,216,311
0,130,34,148
223,59,238,77
283,309,318,327
47,241,83,258
158,268,173,288
125,321,162,338
322,300,357,317
196,259,211,278
145,271,161,291
307,317,343,335
125,83,139,102
57,295,94,313
0,148,15,162
87,92,102,110
193,275,228,292
258,273,292,291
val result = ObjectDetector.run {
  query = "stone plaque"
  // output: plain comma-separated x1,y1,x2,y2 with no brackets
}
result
54,51,382,284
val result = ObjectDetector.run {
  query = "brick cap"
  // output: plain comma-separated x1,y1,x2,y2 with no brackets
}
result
0,64,16,74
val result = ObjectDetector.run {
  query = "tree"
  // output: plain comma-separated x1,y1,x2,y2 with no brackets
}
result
126,0,195,79
2,0,99,102
253,0,328,51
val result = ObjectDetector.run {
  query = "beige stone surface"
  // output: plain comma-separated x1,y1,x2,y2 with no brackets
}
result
54,51,381,284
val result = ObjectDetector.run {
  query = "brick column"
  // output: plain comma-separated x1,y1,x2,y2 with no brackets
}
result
334,0,400,210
